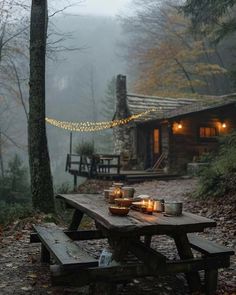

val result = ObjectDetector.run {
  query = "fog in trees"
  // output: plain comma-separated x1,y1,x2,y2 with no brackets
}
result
1,12,127,187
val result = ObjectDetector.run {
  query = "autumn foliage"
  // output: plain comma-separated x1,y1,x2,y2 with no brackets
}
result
121,1,229,97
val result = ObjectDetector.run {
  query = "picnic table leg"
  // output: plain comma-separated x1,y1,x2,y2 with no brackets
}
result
144,235,152,247
41,244,50,263
89,282,117,295
68,209,84,230
89,236,131,295
108,236,130,262
205,269,218,295
173,233,202,293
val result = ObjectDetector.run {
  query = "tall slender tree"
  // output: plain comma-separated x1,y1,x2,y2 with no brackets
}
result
29,0,54,213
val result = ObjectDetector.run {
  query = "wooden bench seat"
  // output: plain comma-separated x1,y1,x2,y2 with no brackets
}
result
188,234,234,257
32,223,98,270
188,233,234,295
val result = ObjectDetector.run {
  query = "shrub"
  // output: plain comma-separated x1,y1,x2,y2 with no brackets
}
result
196,131,236,198
0,201,33,226
0,155,33,227
54,182,71,194
74,141,95,157
0,154,30,203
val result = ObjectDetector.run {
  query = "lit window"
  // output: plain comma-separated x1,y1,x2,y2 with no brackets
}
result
199,127,217,138
153,129,160,154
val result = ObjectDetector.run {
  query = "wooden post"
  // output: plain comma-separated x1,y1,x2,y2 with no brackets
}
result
73,174,77,190
173,233,202,293
117,155,120,174
69,132,72,155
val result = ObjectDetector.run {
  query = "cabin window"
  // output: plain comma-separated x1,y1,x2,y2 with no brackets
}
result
199,127,218,138
153,129,160,154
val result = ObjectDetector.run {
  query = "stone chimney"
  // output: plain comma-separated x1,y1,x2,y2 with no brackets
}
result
113,75,134,169
115,74,130,119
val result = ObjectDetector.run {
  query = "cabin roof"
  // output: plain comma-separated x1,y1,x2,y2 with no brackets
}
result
127,93,236,122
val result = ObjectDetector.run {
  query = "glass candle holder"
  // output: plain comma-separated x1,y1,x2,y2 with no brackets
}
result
108,192,116,204
146,199,154,214
140,200,147,212
113,187,123,199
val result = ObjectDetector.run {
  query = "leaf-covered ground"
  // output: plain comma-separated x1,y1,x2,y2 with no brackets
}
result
0,178,235,295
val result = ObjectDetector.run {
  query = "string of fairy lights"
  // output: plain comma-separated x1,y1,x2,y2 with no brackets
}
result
45,108,158,132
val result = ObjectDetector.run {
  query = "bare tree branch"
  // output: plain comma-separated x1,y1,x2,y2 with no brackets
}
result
1,130,27,151
8,57,29,121
49,1,83,18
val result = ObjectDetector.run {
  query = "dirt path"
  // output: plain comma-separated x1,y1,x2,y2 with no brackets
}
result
0,178,235,295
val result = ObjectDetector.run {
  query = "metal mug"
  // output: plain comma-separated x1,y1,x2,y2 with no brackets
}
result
104,189,113,201
122,187,135,198
153,199,164,212
108,191,116,204
164,201,183,216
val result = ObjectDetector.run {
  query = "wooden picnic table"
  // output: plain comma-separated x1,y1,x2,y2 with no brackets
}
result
55,193,224,294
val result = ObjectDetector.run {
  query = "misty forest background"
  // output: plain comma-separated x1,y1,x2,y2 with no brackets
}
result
1,13,126,188
1,0,236,222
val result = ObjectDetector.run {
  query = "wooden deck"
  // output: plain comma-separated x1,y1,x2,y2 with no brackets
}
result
66,154,179,187
98,170,178,182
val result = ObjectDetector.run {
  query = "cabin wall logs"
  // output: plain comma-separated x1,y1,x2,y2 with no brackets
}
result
168,105,236,172
134,104,236,172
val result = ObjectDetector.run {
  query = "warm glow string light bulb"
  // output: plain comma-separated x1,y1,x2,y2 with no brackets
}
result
45,109,158,132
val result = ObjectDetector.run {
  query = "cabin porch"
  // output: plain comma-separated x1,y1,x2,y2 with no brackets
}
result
65,153,178,188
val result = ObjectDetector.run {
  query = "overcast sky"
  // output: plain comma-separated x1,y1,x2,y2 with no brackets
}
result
65,0,132,16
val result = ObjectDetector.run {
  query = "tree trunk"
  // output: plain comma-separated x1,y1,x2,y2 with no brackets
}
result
174,58,196,94
0,130,4,178
28,0,54,213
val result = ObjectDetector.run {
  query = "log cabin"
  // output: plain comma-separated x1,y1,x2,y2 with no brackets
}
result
113,75,236,173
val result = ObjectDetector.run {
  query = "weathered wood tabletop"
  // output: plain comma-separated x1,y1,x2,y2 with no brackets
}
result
56,193,216,235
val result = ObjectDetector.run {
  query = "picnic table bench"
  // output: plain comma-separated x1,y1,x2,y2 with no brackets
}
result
30,194,234,295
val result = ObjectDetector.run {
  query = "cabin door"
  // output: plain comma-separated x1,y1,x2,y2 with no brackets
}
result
152,128,161,165
145,127,161,169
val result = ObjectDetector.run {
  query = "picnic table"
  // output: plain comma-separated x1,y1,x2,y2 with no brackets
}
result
31,194,234,295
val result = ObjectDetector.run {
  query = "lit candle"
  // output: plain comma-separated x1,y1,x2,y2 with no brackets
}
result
140,199,146,212
113,187,122,198
153,201,157,212
146,200,153,214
